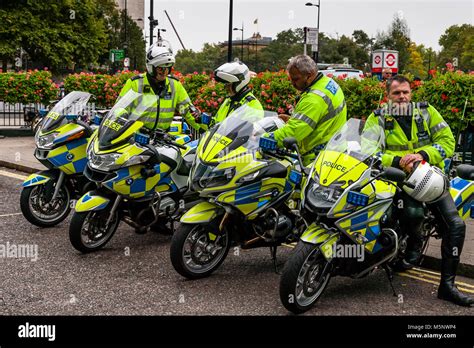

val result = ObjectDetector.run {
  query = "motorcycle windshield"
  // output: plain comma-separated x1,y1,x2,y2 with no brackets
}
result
314,118,385,188
41,91,92,133
98,90,158,149
193,105,278,189
197,104,274,163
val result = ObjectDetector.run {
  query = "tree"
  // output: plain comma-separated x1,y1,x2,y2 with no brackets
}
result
174,43,227,74
103,8,146,72
438,24,474,71
352,30,373,52
0,0,116,73
257,28,304,71
405,42,425,78
374,13,411,72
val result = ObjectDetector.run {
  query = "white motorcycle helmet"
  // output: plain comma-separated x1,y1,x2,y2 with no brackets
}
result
403,161,448,203
146,43,175,74
214,61,251,93
253,116,285,136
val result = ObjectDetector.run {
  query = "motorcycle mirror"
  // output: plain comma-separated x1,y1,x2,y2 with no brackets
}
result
283,137,297,150
380,167,406,183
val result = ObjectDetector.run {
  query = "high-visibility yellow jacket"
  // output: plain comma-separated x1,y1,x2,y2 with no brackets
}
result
365,102,455,170
118,73,201,131
272,73,347,165
214,90,263,125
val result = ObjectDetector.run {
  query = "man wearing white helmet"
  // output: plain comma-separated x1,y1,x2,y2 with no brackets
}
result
118,43,202,133
211,61,262,125
365,75,472,307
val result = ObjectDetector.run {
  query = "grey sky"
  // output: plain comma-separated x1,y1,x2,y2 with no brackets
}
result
144,0,473,53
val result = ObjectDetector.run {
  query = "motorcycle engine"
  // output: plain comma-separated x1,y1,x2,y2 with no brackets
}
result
260,214,293,239
159,197,176,215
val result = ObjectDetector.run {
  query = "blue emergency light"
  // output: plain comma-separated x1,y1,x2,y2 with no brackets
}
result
65,114,78,121
259,136,277,151
134,132,150,145
93,115,102,126
347,191,369,206
471,202,474,219
289,170,302,185
201,113,211,125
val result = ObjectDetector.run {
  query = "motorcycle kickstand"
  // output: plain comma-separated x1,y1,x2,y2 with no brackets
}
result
270,246,281,275
382,264,397,297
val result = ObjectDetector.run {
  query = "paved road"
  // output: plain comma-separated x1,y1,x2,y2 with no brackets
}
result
0,168,473,316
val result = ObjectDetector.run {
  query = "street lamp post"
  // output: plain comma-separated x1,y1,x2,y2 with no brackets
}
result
305,1,320,63
233,23,244,61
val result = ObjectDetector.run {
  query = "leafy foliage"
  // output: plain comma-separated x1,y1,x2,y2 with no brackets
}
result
0,70,59,104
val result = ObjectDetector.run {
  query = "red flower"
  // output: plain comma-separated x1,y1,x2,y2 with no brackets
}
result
452,108,459,113
441,93,449,102
428,69,437,77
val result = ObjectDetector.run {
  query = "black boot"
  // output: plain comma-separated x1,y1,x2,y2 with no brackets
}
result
393,249,422,272
437,258,474,307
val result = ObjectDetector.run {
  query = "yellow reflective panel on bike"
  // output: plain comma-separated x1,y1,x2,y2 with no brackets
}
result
315,150,368,189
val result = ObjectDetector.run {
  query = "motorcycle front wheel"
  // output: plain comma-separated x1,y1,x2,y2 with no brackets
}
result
170,223,230,279
279,241,331,314
69,210,120,253
20,184,71,227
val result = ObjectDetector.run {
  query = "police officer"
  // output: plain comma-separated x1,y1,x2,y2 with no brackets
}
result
211,61,262,125
366,75,473,307
263,55,347,165
118,43,202,133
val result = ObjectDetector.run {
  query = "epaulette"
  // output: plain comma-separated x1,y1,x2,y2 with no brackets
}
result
245,95,256,102
167,75,179,81
418,101,429,108
131,74,144,81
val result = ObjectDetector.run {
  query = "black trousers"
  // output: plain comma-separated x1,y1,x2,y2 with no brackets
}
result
400,191,466,261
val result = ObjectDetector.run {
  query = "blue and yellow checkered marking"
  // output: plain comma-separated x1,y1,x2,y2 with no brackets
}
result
47,138,88,174
451,177,470,191
103,162,174,199
449,177,474,219
336,201,391,253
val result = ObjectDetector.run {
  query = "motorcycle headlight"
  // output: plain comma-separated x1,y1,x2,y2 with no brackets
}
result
35,132,58,149
310,182,344,204
200,167,235,188
237,170,260,183
88,151,121,171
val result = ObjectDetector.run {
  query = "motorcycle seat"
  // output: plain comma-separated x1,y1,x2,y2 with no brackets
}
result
259,162,288,179
456,164,474,180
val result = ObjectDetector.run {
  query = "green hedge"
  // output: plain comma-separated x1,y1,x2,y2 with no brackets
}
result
0,70,59,104
2,69,472,131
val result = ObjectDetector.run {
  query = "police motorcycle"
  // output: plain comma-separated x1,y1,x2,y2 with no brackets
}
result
69,90,198,253
169,105,305,279
278,118,474,314
20,91,97,227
